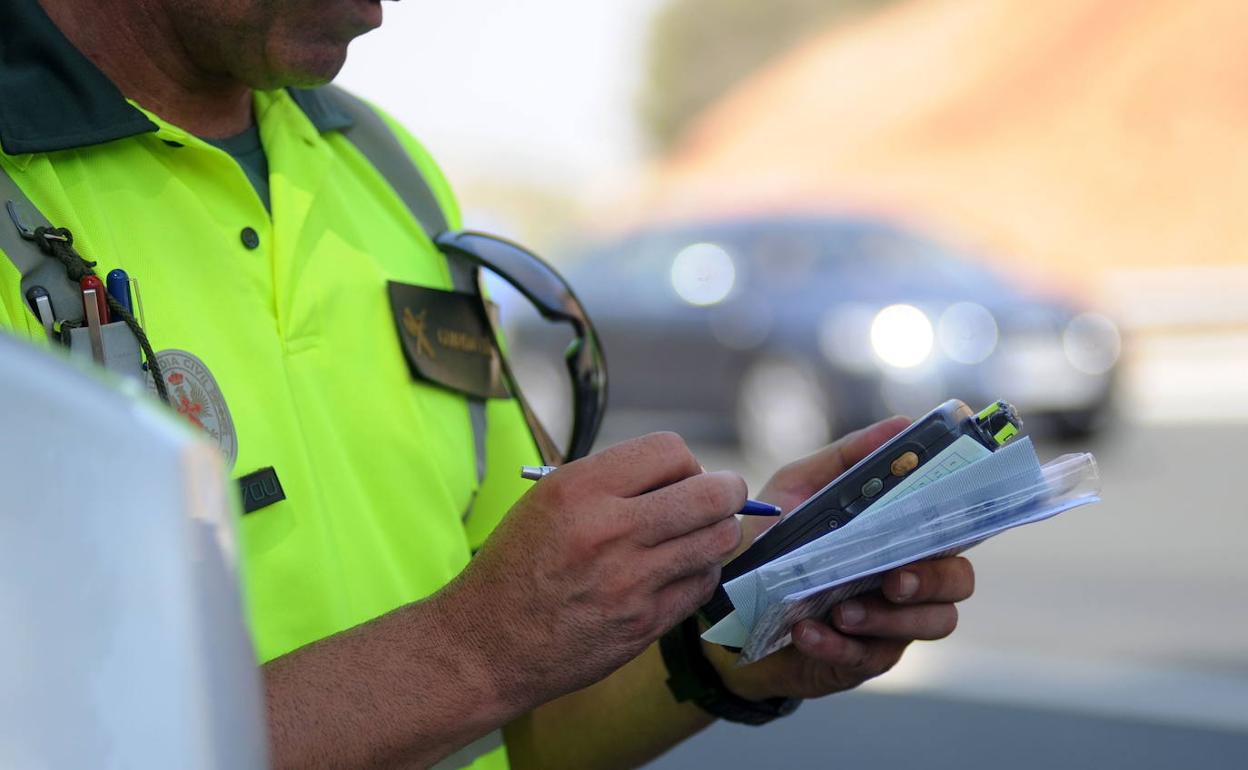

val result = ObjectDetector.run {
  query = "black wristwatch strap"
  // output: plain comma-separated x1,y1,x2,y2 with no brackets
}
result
659,616,800,725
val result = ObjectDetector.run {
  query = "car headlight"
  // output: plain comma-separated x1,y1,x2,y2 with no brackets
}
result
1062,312,1121,375
870,304,934,368
670,242,735,306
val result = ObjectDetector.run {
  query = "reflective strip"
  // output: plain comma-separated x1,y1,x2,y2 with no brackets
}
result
467,397,488,485
325,85,489,487
0,167,85,328
445,243,488,488
327,84,448,239
431,729,504,770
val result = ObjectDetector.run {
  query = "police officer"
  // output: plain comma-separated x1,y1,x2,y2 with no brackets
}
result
0,1,975,768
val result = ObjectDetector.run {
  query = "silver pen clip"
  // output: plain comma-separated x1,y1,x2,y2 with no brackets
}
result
82,287,106,365
25,286,55,339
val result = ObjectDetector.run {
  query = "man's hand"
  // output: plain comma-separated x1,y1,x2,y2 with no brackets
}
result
439,432,747,712
263,432,744,770
709,417,976,702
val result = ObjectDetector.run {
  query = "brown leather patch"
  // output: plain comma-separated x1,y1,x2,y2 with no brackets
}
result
387,281,509,399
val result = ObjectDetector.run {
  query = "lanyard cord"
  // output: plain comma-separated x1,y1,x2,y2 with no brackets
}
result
31,225,171,406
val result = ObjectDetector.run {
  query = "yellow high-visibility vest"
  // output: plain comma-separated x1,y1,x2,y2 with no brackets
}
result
0,4,535,766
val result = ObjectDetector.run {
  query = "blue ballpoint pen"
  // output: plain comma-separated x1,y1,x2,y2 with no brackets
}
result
106,269,133,315
519,465,783,516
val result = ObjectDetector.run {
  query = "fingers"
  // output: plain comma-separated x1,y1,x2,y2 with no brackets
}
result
728,556,974,702
733,513,780,560
834,415,913,468
881,557,975,604
577,432,703,497
791,619,910,674
821,558,975,641
765,416,911,505
632,470,748,545
829,595,959,641
653,568,722,632
646,516,742,586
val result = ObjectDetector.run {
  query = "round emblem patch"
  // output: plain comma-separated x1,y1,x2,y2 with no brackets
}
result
147,349,239,469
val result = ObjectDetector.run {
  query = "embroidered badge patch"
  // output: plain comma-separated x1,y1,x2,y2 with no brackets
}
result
387,281,510,399
148,349,239,469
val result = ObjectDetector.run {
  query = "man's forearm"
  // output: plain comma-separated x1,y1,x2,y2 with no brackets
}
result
505,642,715,770
262,591,526,770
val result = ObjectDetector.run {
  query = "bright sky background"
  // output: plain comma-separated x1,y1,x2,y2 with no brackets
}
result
337,0,666,200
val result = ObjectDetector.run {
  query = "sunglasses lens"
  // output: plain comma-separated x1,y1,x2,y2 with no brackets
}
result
440,232,576,320
477,270,572,458
566,337,608,461
440,230,607,462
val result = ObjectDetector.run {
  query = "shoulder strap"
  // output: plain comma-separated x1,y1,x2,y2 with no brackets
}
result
321,85,489,485
1,90,490,487
321,85,479,295
0,171,86,328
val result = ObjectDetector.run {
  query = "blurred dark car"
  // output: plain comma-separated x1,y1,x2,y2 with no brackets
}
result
505,216,1121,463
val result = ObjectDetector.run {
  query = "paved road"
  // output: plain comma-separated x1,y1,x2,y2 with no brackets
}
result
639,420,1248,768
645,690,1248,770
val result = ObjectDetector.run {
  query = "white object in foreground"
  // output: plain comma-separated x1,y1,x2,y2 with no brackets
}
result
0,334,268,769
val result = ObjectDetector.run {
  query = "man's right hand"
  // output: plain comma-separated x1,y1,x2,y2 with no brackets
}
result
436,432,747,710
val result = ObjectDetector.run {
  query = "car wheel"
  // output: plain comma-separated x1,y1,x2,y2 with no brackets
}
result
735,357,834,469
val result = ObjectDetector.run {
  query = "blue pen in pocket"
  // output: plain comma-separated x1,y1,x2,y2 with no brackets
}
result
106,268,133,315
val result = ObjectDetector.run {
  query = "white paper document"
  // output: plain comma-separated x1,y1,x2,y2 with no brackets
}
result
704,435,993,649
702,437,1101,662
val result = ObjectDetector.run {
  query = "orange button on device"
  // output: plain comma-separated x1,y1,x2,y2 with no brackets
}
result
891,451,919,477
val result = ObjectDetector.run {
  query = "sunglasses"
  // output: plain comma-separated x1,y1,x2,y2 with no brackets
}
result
435,230,608,464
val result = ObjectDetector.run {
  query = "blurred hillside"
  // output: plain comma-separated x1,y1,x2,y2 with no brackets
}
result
633,0,1248,328
638,0,898,152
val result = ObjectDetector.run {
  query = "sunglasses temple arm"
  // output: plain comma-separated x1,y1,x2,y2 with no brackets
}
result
495,338,564,466
479,284,565,465
515,382,564,466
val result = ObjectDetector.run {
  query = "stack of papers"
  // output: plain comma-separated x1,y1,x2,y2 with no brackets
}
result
703,437,1101,663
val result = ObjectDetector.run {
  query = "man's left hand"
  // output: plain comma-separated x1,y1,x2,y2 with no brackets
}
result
704,416,976,702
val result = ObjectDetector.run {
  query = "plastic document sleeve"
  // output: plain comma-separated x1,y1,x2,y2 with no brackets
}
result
736,447,1100,663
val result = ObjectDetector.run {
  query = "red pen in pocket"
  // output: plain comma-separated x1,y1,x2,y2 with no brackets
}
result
80,275,110,325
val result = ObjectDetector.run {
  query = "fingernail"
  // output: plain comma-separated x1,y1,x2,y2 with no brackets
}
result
799,624,822,645
838,600,866,627
896,571,919,600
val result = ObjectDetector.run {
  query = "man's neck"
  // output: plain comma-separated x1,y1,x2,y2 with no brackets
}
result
38,0,253,138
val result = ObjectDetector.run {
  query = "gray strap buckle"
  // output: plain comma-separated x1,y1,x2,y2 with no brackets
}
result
6,199,38,240
6,199,68,245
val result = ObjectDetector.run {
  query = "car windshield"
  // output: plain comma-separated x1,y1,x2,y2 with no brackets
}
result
741,221,1010,297
567,219,1013,307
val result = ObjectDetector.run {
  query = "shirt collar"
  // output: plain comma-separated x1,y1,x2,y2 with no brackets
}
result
0,0,354,156
286,88,354,135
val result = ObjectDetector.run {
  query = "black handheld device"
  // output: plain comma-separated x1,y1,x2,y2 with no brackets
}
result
699,399,1021,625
